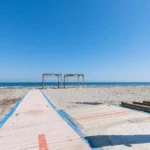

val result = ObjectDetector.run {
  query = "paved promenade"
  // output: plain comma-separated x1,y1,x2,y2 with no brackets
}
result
0,90,90,150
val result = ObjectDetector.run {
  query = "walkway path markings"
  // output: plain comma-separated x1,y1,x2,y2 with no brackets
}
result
0,90,91,150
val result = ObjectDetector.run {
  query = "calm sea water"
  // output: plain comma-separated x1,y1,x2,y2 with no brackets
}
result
0,82,150,89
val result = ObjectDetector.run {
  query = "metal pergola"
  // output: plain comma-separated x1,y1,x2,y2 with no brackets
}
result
42,73,62,89
64,74,84,88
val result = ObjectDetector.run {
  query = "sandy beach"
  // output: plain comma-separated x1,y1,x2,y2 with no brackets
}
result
43,86,150,110
42,87,150,149
0,89,28,119
1,86,150,119
1,87,150,149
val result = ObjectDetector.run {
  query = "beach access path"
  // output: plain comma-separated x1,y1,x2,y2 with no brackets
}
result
0,89,90,150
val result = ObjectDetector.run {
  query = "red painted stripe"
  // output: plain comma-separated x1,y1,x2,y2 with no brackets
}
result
75,110,130,120
38,134,48,150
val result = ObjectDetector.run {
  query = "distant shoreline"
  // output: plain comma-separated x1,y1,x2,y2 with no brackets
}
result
1,82,150,89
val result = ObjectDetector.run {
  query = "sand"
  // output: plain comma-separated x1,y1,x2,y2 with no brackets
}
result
0,89,28,119
42,86,150,110
1,87,150,149
0,90,91,150
43,87,150,149
2,86,149,119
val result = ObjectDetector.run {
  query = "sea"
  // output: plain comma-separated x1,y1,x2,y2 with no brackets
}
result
0,82,150,89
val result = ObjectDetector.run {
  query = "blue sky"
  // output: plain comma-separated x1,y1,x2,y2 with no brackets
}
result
0,0,150,82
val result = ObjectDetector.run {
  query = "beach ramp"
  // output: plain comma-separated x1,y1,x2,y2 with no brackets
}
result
0,90,90,150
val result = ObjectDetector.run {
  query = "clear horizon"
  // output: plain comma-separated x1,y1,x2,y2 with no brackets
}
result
0,0,150,82
1,81,150,83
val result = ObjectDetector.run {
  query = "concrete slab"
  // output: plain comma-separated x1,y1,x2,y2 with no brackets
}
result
0,90,91,150
65,104,150,150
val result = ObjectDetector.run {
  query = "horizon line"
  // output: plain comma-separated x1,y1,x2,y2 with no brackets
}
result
1,81,150,83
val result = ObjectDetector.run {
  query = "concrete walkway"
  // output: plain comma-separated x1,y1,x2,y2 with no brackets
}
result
0,90,90,150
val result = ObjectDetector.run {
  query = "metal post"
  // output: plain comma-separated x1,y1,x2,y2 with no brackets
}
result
78,76,79,88
42,75,44,89
60,75,62,88
67,76,68,88
58,76,59,88
64,76,66,88
83,75,84,87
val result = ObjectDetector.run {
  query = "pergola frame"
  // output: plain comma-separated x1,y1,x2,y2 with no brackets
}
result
42,73,62,89
64,74,84,88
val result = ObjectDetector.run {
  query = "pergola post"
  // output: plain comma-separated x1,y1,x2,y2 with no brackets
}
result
60,75,62,88
67,76,68,88
42,75,44,89
64,76,66,88
58,75,59,88
78,75,79,87
82,75,84,87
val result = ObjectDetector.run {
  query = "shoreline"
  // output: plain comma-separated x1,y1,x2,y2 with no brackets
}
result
1,85,150,89
1,81,150,89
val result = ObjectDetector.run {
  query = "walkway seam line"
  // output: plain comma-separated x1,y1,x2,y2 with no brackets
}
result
0,90,30,128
